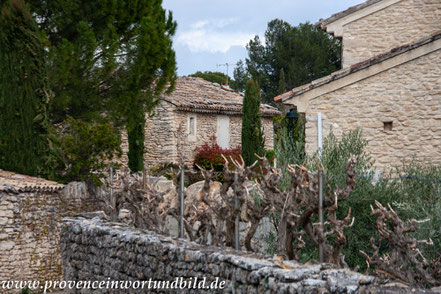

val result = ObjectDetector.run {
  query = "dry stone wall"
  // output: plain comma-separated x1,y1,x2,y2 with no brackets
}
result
118,102,177,168
341,0,441,67
0,182,98,282
61,215,439,294
144,102,178,169
304,48,441,170
175,109,220,168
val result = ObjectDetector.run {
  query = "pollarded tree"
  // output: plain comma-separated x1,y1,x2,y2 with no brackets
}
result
0,0,56,177
28,0,177,172
241,80,265,166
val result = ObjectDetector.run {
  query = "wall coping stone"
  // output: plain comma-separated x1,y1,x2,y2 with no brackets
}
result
60,214,440,293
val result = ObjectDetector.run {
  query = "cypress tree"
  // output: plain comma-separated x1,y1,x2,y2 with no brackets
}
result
0,0,55,177
241,80,265,166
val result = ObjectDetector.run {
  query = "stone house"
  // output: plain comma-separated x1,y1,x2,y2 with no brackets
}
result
122,76,280,169
275,0,441,169
0,170,94,282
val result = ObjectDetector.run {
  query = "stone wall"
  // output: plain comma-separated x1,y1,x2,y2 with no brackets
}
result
120,99,276,170
341,0,441,67
118,102,177,168
144,102,178,169
0,182,97,282
61,216,439,294
303,48,441,170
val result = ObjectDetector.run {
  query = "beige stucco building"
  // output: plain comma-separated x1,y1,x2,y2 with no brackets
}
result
276,0,441,169
121,77,280,169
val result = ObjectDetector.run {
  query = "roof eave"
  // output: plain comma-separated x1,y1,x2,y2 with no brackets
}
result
275,31,441,104
315,0,402,38
176,107,280,117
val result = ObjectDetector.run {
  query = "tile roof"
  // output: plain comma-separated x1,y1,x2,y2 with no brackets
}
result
275,31,441,102
0,170,65,193
315,0,383,30
163,77,280,117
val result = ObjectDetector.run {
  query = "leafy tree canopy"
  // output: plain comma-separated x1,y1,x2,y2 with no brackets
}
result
242,20,341,104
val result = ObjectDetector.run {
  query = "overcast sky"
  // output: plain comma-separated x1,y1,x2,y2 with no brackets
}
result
162,0,365,77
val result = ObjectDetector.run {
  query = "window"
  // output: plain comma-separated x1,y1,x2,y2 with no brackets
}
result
383,121,393,131
188,116,196,141
189,117,195,135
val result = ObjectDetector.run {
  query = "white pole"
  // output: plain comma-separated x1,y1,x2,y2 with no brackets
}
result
234,172,240,250
317,112,324,263
318,113,322,160
180,168,185,239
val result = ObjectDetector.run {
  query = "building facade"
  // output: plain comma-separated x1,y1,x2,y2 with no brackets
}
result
276,0,441,169
121,77,280,169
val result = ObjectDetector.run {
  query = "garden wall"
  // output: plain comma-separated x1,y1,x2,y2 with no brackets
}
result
60,215,439,294
0,175,100,283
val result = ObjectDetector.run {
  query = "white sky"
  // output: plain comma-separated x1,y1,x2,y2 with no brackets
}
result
162,0,365,77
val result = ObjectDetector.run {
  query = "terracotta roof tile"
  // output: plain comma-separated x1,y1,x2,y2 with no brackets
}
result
275,31,441,102
164,77,280,117
0,170,64,193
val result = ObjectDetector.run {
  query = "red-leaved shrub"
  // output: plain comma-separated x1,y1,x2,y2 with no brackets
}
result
193,136,242,176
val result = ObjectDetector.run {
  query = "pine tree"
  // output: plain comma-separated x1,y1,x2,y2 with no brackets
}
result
241,80,265,166
278,69,287,95
233,60,250,93
0,0,55,177
28,0,177,172
246,20,341,103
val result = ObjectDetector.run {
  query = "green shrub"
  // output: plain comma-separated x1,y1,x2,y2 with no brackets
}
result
265,149,275,162
150,162,180,181
391,160,441,263
305,129,441,271
150,162,198,187
339,173,400,270
265,127,441,274
57,117,122,185
274,116,305,191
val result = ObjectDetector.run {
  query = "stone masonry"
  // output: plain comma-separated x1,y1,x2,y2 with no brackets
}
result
0,172,97,283
173,110,275,168
119,77,279,170
119,106,275,169
340,0,441,67
304,48,441,169
60,215,439,294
